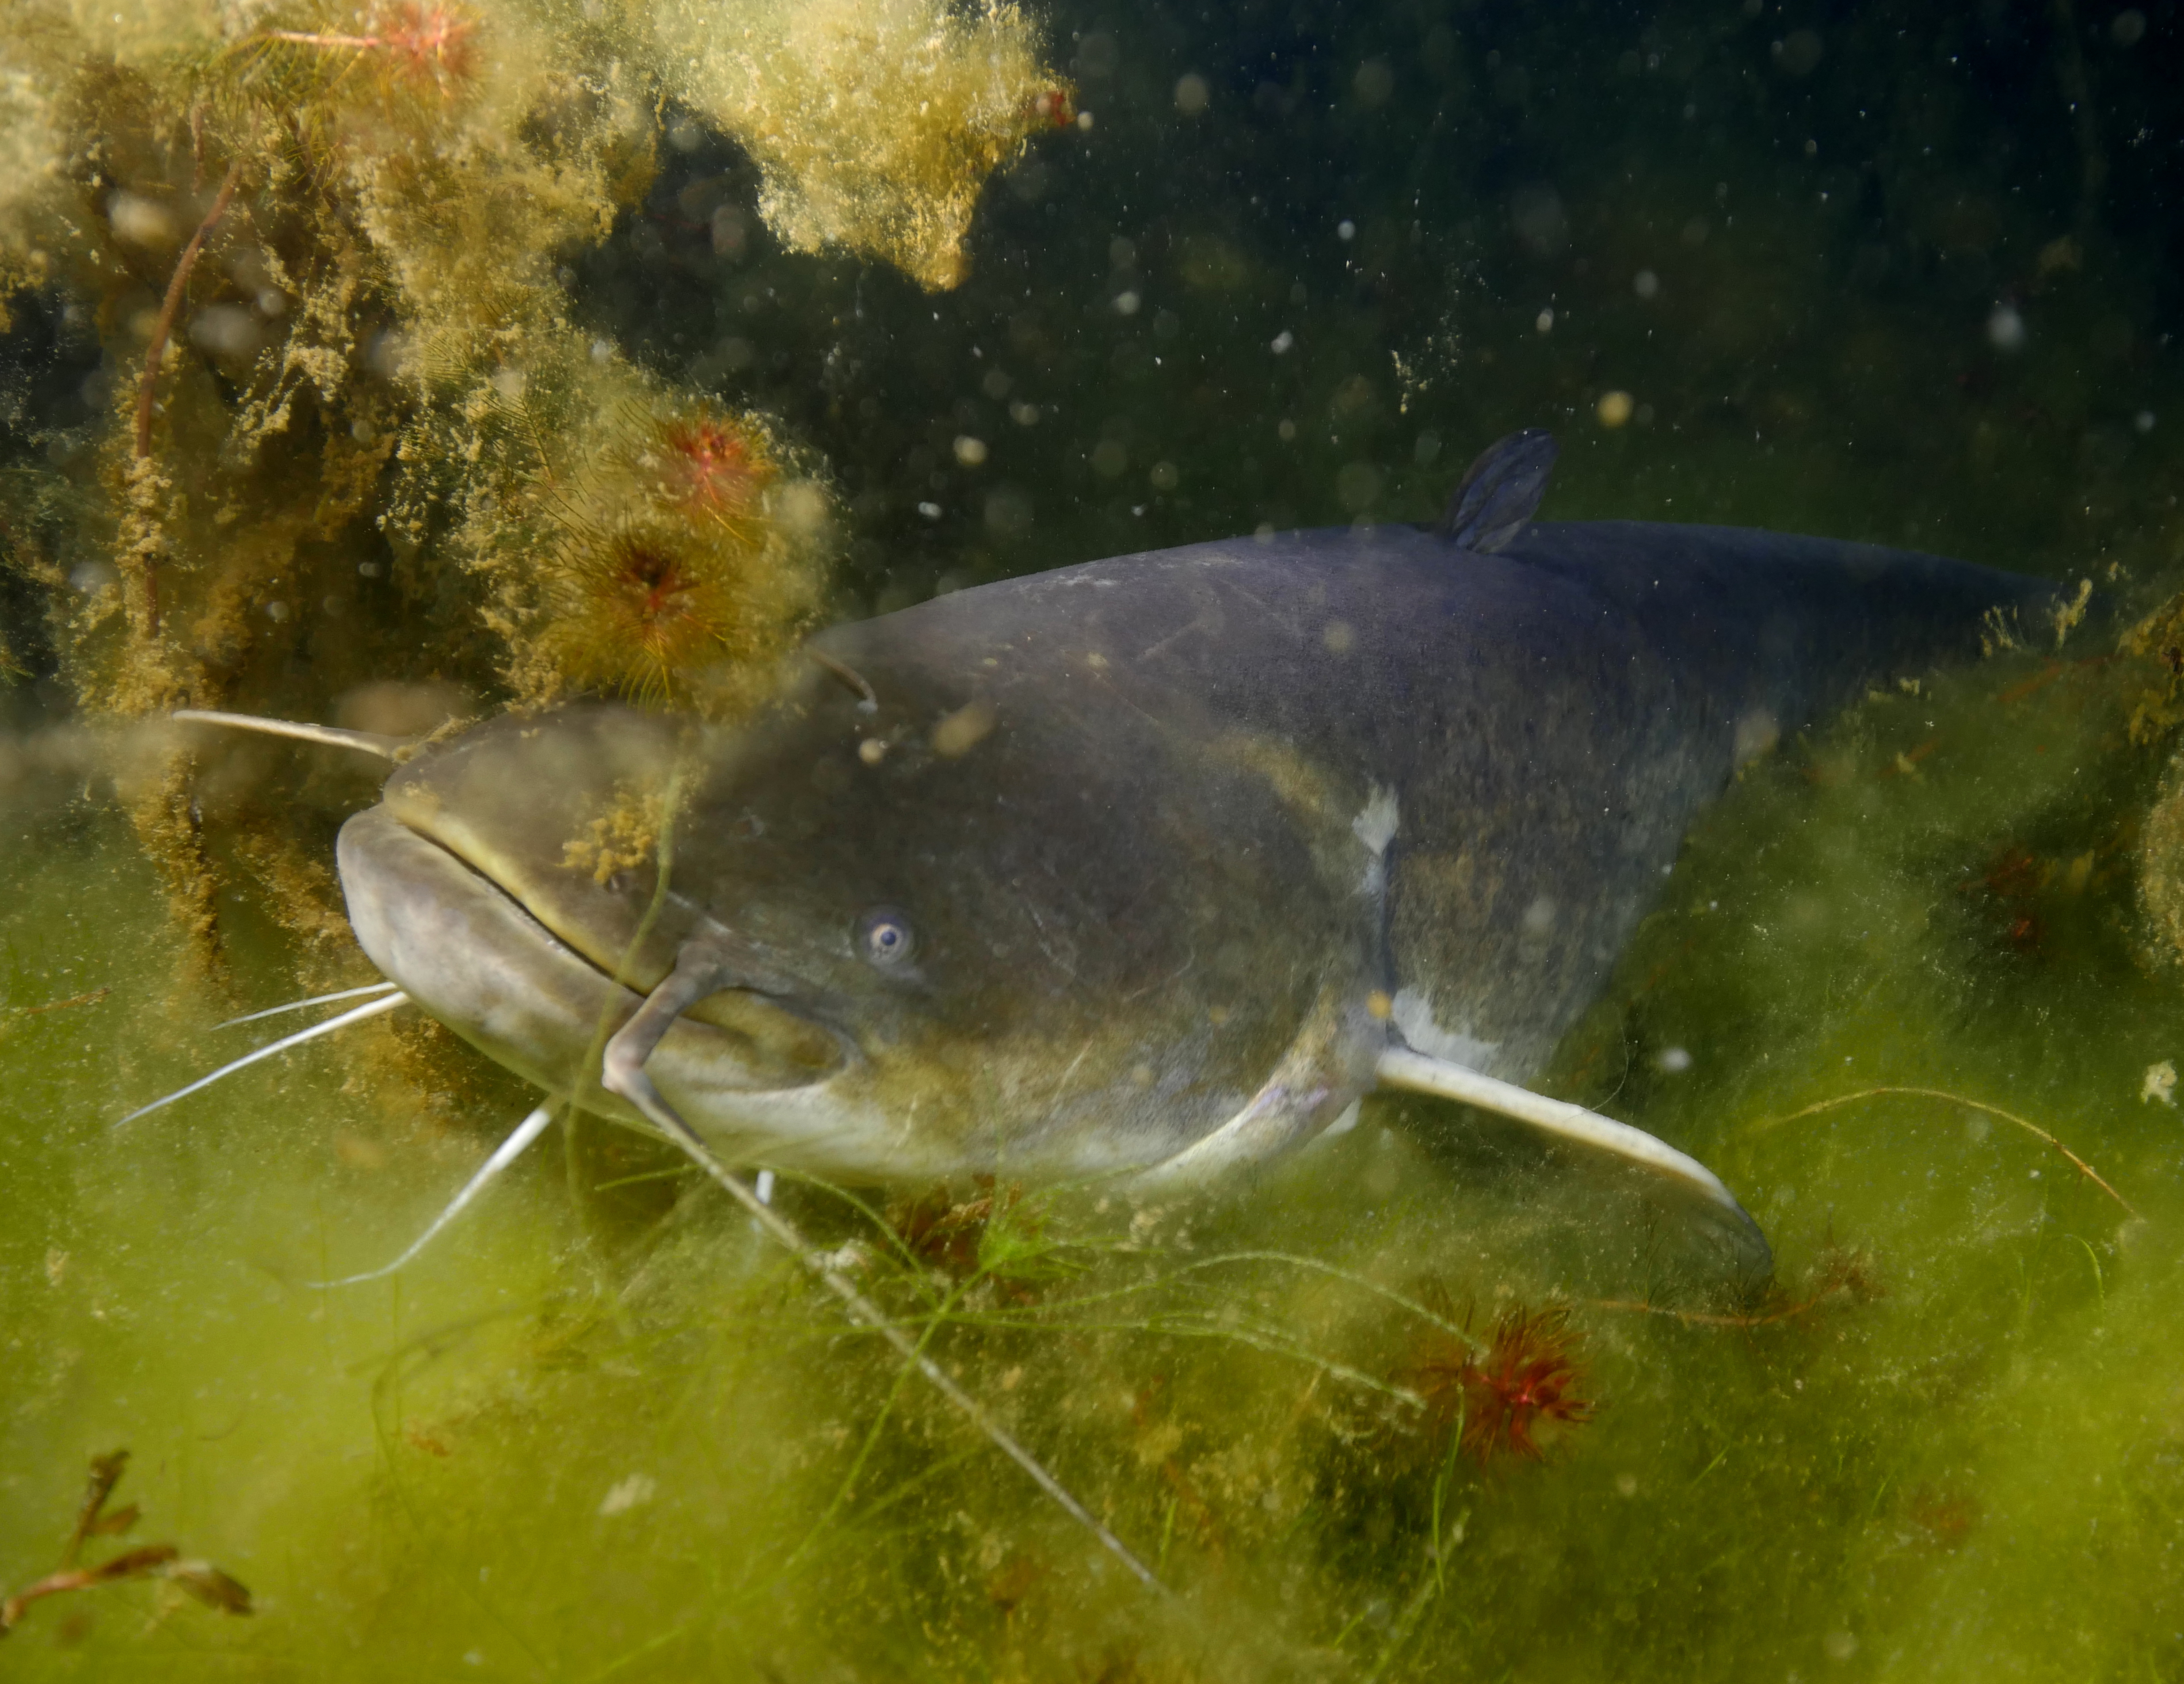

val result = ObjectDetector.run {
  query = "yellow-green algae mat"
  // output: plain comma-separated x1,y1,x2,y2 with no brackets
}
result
3,641,2181,1681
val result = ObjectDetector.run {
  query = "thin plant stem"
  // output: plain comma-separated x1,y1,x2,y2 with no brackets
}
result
264,28,387,48
931,1305,1423,1408
130,154,244,638
1364,1496,1471,1683
766,1271,982,1591
1745,1085,2137,1218
668,1137,1167,1592
1591,1290,1846,1329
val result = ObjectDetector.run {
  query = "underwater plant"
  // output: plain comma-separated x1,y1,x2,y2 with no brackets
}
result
891,1176,1017,1276
1402,1300,1595,1464
656,0,1077,289
0,0,1072,980
0,1450,251,1637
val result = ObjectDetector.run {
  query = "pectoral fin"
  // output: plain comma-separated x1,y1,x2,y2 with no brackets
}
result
1374,1046,1770,1266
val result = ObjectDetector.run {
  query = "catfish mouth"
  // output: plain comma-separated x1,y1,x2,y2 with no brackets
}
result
337,804,848,1111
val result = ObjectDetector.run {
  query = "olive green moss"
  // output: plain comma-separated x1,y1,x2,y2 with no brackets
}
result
2,628,2182,1678
8,0,2184,1675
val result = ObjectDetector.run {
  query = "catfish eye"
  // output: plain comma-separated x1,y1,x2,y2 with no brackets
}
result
858,908,916,967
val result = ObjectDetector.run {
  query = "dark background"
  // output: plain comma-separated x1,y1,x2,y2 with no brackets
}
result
7,0,2183,681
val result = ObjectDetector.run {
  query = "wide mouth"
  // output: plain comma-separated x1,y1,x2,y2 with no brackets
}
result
338,805,847,1102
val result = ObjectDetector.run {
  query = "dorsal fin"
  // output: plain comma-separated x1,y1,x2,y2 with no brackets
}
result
1436,429,1558,553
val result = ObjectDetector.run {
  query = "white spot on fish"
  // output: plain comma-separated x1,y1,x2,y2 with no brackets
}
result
931,698,997,757
1733,707,1781,767
1390,988,1501,1070
1521,895,1558,936
1351,784,1398,857
1352,784,1399,897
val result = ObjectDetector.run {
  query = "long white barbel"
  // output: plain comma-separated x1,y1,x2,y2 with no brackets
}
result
216,981,399,1030
170,708,408,761
308,1104,555,1287
112,992,407,1129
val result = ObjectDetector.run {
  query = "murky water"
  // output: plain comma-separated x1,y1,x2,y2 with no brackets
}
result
6,1,2184,1678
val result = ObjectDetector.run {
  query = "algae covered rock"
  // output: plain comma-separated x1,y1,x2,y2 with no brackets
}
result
0,0,1072,974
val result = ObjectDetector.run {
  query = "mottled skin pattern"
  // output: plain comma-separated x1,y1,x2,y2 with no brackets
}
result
340,515,2049,1182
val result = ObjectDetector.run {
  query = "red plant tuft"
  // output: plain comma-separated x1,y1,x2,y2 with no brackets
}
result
601,537,708,665
658,416,771,521
1024,86,1077,129
261,1,481,105
1405,1302,1594,1464
545,527,743,702
368,0,480,96
890,1177,1009,1276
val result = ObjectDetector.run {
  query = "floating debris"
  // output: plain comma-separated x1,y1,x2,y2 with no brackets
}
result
0,1450,251,1638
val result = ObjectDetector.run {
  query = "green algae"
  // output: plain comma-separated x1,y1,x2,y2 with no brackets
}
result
9,0,2184,1677
5,634,2184,1677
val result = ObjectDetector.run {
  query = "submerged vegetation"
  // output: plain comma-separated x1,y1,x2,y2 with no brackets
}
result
1,1451,251,1639
5,0,2184,1676
0,0,1070,978
1400,1299,1595,1465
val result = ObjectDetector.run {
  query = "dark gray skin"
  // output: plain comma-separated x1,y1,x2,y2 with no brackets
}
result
336,435,2052,1224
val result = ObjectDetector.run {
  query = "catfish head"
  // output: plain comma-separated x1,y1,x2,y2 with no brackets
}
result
336,635,1390,1184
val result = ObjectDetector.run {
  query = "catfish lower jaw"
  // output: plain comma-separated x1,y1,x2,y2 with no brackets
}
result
335,805,861,1151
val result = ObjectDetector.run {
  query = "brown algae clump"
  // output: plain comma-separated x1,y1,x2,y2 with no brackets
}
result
501,390,829,712
659,0,1076,289
0,0,869,970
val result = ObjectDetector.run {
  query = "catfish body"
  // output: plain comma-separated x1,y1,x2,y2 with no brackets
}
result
334,443,2049,1210
807,515,2044,1090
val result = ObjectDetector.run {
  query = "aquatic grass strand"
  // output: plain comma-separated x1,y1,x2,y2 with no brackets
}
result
1745,1085,2139,1218
935,1304,1425,1409
908,1247,1487,1358
760,1268,985,1598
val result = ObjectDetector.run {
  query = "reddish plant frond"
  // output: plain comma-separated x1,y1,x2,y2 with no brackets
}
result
1023,86,1077,129
1458,1305,1594,1461
543,523,752,703
1401,1299,1595,1465
261,0,481,104
657,416,772,522
371,0,480,93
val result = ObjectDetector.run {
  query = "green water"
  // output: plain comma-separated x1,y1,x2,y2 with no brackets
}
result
4,649,2182,1675
9,0,2184,1677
